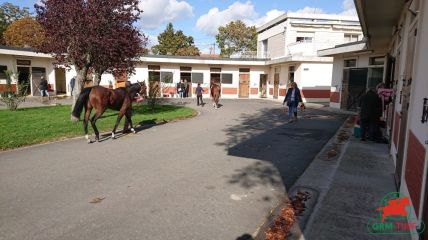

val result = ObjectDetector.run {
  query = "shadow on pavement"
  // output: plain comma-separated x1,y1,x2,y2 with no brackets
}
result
219,107,348,191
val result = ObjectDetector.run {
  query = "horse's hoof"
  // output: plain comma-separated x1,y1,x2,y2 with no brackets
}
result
111,133,116,139
131,128,136,134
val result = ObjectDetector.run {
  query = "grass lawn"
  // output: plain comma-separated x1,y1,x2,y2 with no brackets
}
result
0,104,196,150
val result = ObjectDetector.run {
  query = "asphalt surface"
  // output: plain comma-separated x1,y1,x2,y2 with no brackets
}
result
0,99,347,240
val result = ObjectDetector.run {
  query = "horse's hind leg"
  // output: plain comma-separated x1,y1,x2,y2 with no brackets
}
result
83,106,92,143
90,108,106,142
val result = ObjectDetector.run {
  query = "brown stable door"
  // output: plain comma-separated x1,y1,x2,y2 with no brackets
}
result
239,74,249,98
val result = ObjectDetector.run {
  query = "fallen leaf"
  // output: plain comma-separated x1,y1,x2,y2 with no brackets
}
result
89,197,105,204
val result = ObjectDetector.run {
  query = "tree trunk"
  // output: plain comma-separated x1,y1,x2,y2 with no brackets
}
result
70,66,88,118
93,71,102,86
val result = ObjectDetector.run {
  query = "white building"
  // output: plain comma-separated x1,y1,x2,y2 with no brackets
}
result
320,0,428,237
0,13,362,102
257,13,362,102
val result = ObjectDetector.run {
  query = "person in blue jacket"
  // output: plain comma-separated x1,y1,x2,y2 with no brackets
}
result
283,82,302,123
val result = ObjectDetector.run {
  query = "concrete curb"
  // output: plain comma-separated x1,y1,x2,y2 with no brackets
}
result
253,116,354,239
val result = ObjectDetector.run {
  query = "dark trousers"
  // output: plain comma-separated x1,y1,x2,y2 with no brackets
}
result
360,118,379,140
197,95,203,105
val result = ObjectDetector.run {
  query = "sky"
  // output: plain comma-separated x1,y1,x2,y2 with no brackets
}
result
2,0,358,53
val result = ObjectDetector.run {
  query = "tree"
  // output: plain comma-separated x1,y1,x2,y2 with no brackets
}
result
216,20,257,57
0,2,31,44
152,23,200,56
35,0,145,111
4,17,46,48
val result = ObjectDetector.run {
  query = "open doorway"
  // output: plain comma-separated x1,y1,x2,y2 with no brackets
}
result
17,67,31,95
180,72,192,97
259,74,267,98
31,67,47,96
55,68,66,94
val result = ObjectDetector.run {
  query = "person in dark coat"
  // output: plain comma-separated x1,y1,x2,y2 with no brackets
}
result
39,76,49,99
283,82,302,123
360,88,382,141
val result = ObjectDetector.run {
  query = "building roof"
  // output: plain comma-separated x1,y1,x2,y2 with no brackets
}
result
354,0,406,50
257,13,360,33
317,41,368,57
0,45,53,58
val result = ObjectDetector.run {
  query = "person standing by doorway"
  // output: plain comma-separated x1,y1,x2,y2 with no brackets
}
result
283,82,302,123
178,79,185,98
70,76,76,96
39,76,49,101
359,87,382,141
195,83,204,106
184,79,189,98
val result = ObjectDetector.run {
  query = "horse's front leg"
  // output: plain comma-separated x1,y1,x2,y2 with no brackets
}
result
125,108,136,134
112,111,125,139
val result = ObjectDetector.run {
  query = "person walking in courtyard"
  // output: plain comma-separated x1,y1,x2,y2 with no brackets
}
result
283,82,302,123
70,76,75,96
359,87,382,141
195,83,204,106
39,76,49,101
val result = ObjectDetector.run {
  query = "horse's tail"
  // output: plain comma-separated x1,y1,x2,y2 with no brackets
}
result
71,87,92,121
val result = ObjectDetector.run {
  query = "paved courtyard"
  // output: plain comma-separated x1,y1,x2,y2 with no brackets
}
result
0,99,347,240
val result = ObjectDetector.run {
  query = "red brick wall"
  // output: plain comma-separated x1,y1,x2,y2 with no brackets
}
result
279,89,286,97
222,88,237,95
0,84,17,92
269,88,273,95
250,88,258,95
393,112,400,149
301,89,330,98
163,87,177,94
330,92,340,103
405,130,426,217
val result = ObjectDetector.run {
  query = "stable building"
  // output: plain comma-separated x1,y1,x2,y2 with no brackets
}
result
320,1,428,237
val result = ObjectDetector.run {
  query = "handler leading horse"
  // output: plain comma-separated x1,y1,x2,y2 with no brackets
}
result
210,79,221,109
71,81,147,143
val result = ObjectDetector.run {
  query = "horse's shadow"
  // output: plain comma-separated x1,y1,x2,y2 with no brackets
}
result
95,119,166,142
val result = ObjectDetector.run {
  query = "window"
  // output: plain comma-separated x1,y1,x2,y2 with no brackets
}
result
368,68,384,89
180,66,192,72
192,73,204,84
17,59,31,66
210,67,221,73
149,71,160,81
148,65,160,71
221,73,233,84
160,72,173,83
344,59,357,68
0,65,7,79
239,68,250,73
32,67,46,78
344,34,360,43
296,37,313,42
369,56,385,66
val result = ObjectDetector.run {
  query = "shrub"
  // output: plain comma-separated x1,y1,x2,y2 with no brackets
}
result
0,70,28,110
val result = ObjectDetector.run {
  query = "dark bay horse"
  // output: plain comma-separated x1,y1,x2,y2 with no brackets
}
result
210,80,221,109
71,82,147,143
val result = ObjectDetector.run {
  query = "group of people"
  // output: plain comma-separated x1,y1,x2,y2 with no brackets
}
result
176,79,190,98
